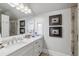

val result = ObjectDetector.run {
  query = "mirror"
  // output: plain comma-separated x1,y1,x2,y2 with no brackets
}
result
0,3,41,38
0,3,27,38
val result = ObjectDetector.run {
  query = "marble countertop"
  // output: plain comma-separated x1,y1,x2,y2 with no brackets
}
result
0,36,42,56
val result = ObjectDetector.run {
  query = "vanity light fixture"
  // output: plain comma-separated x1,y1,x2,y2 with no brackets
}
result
8,3,32,14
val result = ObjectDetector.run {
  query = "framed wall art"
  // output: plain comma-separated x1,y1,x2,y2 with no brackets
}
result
20,20,25,27
20,28,25,34
49,14,62,25
49,27,62,37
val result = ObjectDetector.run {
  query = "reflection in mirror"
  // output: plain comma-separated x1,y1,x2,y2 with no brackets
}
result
0,3,27,38
0,14,19,38
0,14,9,38
10,20,18,36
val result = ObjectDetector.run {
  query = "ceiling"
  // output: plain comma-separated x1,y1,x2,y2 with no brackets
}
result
0,3,77,20
29,3,77,15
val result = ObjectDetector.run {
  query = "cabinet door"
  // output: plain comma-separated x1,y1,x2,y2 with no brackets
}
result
34,46,41,56
23,49,33,56
33,38,43,56
39,38,43,52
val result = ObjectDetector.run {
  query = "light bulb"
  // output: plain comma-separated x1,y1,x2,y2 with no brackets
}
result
24,6,28,11
28,9,31,13
25,12,28,14
19,4,24,9
16,7,20,10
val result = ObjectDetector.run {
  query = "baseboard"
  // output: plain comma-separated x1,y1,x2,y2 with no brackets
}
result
42,49,71,56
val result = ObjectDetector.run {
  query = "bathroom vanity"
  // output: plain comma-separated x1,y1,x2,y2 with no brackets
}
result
0,36,43,56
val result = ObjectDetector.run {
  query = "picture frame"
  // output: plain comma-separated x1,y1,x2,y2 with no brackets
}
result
20,28,25,34
20,20,25,27
49,14,62,25
49,27,62,37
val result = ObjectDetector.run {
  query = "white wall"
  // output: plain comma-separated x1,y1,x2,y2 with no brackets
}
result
33,8,72,55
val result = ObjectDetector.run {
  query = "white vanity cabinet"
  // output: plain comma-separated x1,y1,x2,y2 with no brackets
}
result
8,36,43,56
33,38,43,56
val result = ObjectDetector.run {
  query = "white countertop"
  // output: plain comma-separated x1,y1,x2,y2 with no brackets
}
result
0,36,42,56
